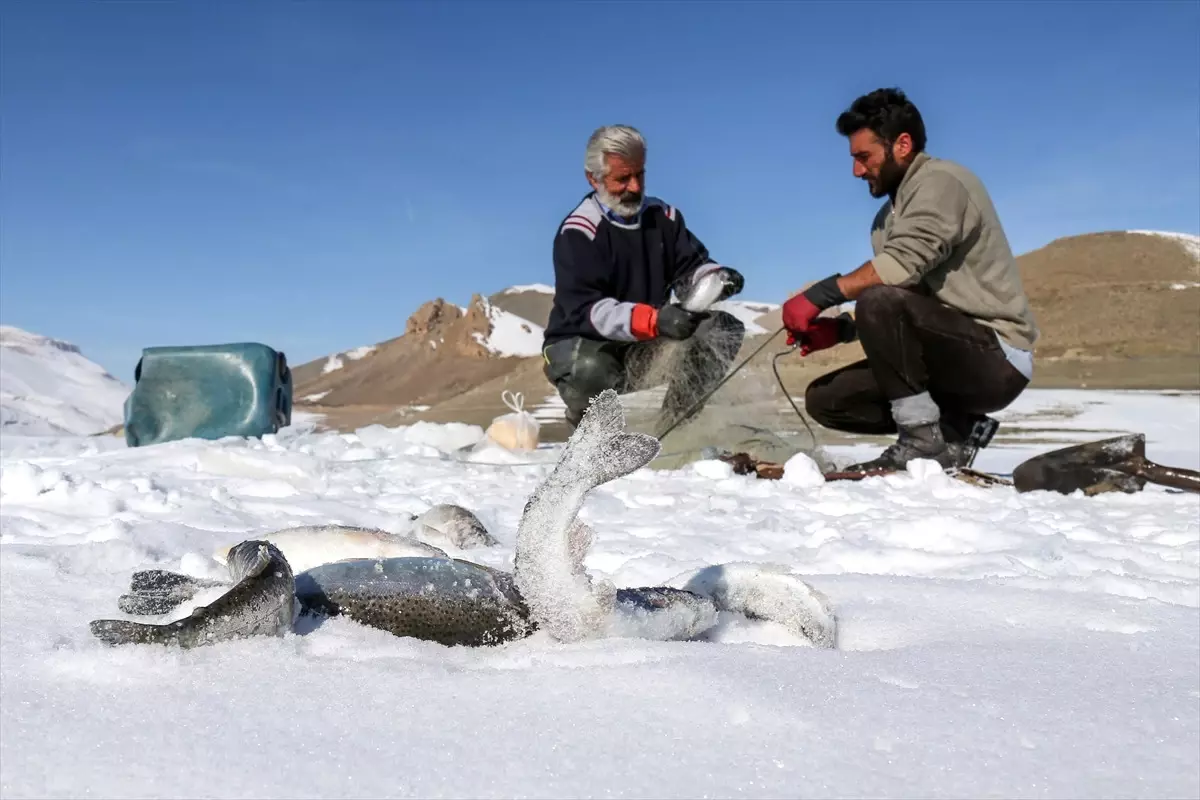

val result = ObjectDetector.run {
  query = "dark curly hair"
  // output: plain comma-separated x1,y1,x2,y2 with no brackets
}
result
835,88,927,153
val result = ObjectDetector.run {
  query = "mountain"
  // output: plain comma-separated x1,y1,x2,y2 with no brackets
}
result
289,294,544,430
1017,230,1199,360
0,326,131,436
758,229,1200,397
291,229,1199,435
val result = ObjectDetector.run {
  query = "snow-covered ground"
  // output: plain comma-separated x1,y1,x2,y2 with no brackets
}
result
0,326,130,436
1,390,1197,798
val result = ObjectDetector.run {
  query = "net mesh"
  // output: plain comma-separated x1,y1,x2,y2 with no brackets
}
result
613,321,837,473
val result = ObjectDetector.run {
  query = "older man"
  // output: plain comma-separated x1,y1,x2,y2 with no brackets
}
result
782,88,1039,472
542,124,746,433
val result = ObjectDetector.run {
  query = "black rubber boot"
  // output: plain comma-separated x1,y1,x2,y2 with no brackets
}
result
941,414,1001,469
843,422,958,473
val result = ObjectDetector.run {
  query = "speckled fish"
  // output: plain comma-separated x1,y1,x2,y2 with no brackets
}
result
294,556,534,647
90,540,295,648
90,391,838,650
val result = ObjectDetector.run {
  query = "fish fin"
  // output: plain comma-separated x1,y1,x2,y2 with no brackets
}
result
121,570,231,616
556,389,660,489
566,519,595,575
117,592,191,617
129,569,223,594
89,618,178,647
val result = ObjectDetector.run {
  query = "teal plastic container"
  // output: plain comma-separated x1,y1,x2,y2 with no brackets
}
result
123,342,293,447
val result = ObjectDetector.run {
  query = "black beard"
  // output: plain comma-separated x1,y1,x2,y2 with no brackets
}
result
869,149,907,199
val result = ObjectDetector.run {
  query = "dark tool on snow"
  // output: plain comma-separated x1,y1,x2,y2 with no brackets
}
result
1012,433,1200,496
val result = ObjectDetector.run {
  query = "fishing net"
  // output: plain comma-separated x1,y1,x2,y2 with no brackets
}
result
615,318,838,473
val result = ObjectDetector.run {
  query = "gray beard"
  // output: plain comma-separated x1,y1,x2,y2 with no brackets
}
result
595,186,644,219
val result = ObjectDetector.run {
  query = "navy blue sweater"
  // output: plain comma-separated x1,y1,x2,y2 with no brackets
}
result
543,192,719,346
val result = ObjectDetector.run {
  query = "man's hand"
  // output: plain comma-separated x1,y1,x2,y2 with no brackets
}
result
782,273,847,334
787,313,856,355
656,303,707,340
781,293,822,334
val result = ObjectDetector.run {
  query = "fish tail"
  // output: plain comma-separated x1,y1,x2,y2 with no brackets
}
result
555,389,660,489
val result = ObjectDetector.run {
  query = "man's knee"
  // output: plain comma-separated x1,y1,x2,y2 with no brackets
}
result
854,285,912,325
544,339,625,417
569,350,625,395
804,373,840,428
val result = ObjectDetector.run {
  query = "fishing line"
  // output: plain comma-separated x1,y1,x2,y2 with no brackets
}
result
655,325,820,453
336,325,821,470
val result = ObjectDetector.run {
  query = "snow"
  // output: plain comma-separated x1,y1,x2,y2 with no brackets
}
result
1,389,1198,798
473,298,545,357
0,326,130,436
711,299,778,334
503,283,555,294
1127,229,1200,262
319,345,377,375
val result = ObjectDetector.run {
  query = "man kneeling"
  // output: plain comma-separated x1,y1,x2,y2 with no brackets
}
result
542,124,746,435
782,88,1039,472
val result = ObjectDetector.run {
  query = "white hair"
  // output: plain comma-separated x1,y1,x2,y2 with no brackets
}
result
585,125,646,178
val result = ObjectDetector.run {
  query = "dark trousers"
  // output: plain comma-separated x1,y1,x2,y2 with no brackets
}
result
805,285,1030,442
543,310,745,429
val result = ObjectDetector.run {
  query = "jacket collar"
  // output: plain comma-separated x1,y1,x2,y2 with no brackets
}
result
890,151,932,204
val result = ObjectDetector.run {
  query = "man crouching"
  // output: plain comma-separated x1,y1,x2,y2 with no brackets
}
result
783,88,1039,472
542,124,746,435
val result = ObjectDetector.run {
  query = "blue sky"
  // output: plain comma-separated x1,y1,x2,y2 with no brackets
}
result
2,0,1197,378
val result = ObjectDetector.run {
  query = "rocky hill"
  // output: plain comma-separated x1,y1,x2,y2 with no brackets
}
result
291,294,546,431
294,230,1199,435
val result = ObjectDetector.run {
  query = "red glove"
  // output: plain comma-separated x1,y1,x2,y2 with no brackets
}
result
787,318,843,355
781,293,822,334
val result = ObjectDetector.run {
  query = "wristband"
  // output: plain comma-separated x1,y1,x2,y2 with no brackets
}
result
802,274,848,311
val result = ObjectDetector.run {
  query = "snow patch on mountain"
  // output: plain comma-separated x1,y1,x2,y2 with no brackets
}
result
473,299,545,357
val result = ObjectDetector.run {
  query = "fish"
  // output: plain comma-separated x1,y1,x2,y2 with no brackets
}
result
411,504,499,549
669,562,838,649
116,569,228,616
294,556,534,647
89,540,295,648
512,388,661,643
211,525,448,574
89,391,838,651
677,269,733,313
